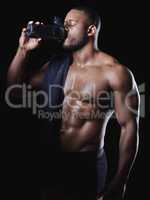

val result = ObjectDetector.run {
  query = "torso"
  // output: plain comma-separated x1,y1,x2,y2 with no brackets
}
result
60,52,115,152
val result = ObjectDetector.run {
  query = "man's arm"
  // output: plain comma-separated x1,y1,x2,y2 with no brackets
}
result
7,46,30,85
7,22,44,86
104,65,140,199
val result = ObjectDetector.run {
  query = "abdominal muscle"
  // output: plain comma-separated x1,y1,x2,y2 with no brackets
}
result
60,98,106,152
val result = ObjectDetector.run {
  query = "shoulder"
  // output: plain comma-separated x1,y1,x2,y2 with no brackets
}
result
96,51,136,91
108,63,133,91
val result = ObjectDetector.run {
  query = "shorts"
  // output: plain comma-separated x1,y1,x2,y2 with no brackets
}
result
97,148,108,194
40,149,107,200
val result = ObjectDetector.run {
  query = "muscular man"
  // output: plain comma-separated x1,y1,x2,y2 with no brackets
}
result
7,6,140,200
62,7,140,200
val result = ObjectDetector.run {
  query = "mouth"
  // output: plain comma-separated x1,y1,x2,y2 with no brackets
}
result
64,36,71,44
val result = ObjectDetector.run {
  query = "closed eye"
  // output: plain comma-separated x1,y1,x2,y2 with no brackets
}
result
64,20,77,29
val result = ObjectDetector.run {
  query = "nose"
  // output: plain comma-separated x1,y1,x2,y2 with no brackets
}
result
64,25,69,32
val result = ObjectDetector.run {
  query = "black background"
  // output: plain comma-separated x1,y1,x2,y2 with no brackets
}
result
0,0,148,199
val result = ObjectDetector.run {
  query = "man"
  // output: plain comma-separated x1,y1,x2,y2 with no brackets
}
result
7,6,140,200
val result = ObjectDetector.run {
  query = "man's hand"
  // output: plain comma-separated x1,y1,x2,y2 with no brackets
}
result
97,196,103,200
101,179,125,200
19,21,43,52
97,174,126,200
97,190,104,200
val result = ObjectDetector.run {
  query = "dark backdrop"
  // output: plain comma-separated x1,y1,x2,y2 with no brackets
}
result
0,0,148,199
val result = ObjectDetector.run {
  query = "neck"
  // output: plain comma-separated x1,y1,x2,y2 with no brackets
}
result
72,41,96,66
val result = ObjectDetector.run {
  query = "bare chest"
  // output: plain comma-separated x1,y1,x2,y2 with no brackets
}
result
64,64,109,98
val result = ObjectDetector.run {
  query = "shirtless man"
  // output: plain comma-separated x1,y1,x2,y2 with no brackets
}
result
7,6,140,200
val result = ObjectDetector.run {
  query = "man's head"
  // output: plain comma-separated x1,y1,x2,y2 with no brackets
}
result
63,6,101,51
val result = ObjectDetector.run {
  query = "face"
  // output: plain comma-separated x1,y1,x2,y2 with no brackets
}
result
63,9,90,51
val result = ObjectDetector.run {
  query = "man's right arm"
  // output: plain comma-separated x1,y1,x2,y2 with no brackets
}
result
7,22,43,86
7,47,30,85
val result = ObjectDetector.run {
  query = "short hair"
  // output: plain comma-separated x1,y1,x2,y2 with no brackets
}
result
72,6,100,28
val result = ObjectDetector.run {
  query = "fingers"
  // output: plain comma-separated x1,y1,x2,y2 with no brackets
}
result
21,27,27,37
20,20,34,36
22,28,26,33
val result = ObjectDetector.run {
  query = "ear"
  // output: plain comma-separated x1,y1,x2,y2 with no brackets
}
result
87,25,97,36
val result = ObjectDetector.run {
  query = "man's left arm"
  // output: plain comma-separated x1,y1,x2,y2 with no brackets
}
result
104,66,140,200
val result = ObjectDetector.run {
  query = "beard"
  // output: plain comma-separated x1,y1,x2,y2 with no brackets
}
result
63,34,88,52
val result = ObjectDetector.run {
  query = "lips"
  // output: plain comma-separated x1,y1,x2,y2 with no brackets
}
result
64,37,71,45
66,36,71,41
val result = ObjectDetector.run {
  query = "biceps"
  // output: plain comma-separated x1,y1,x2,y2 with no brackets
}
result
114,89,139,126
